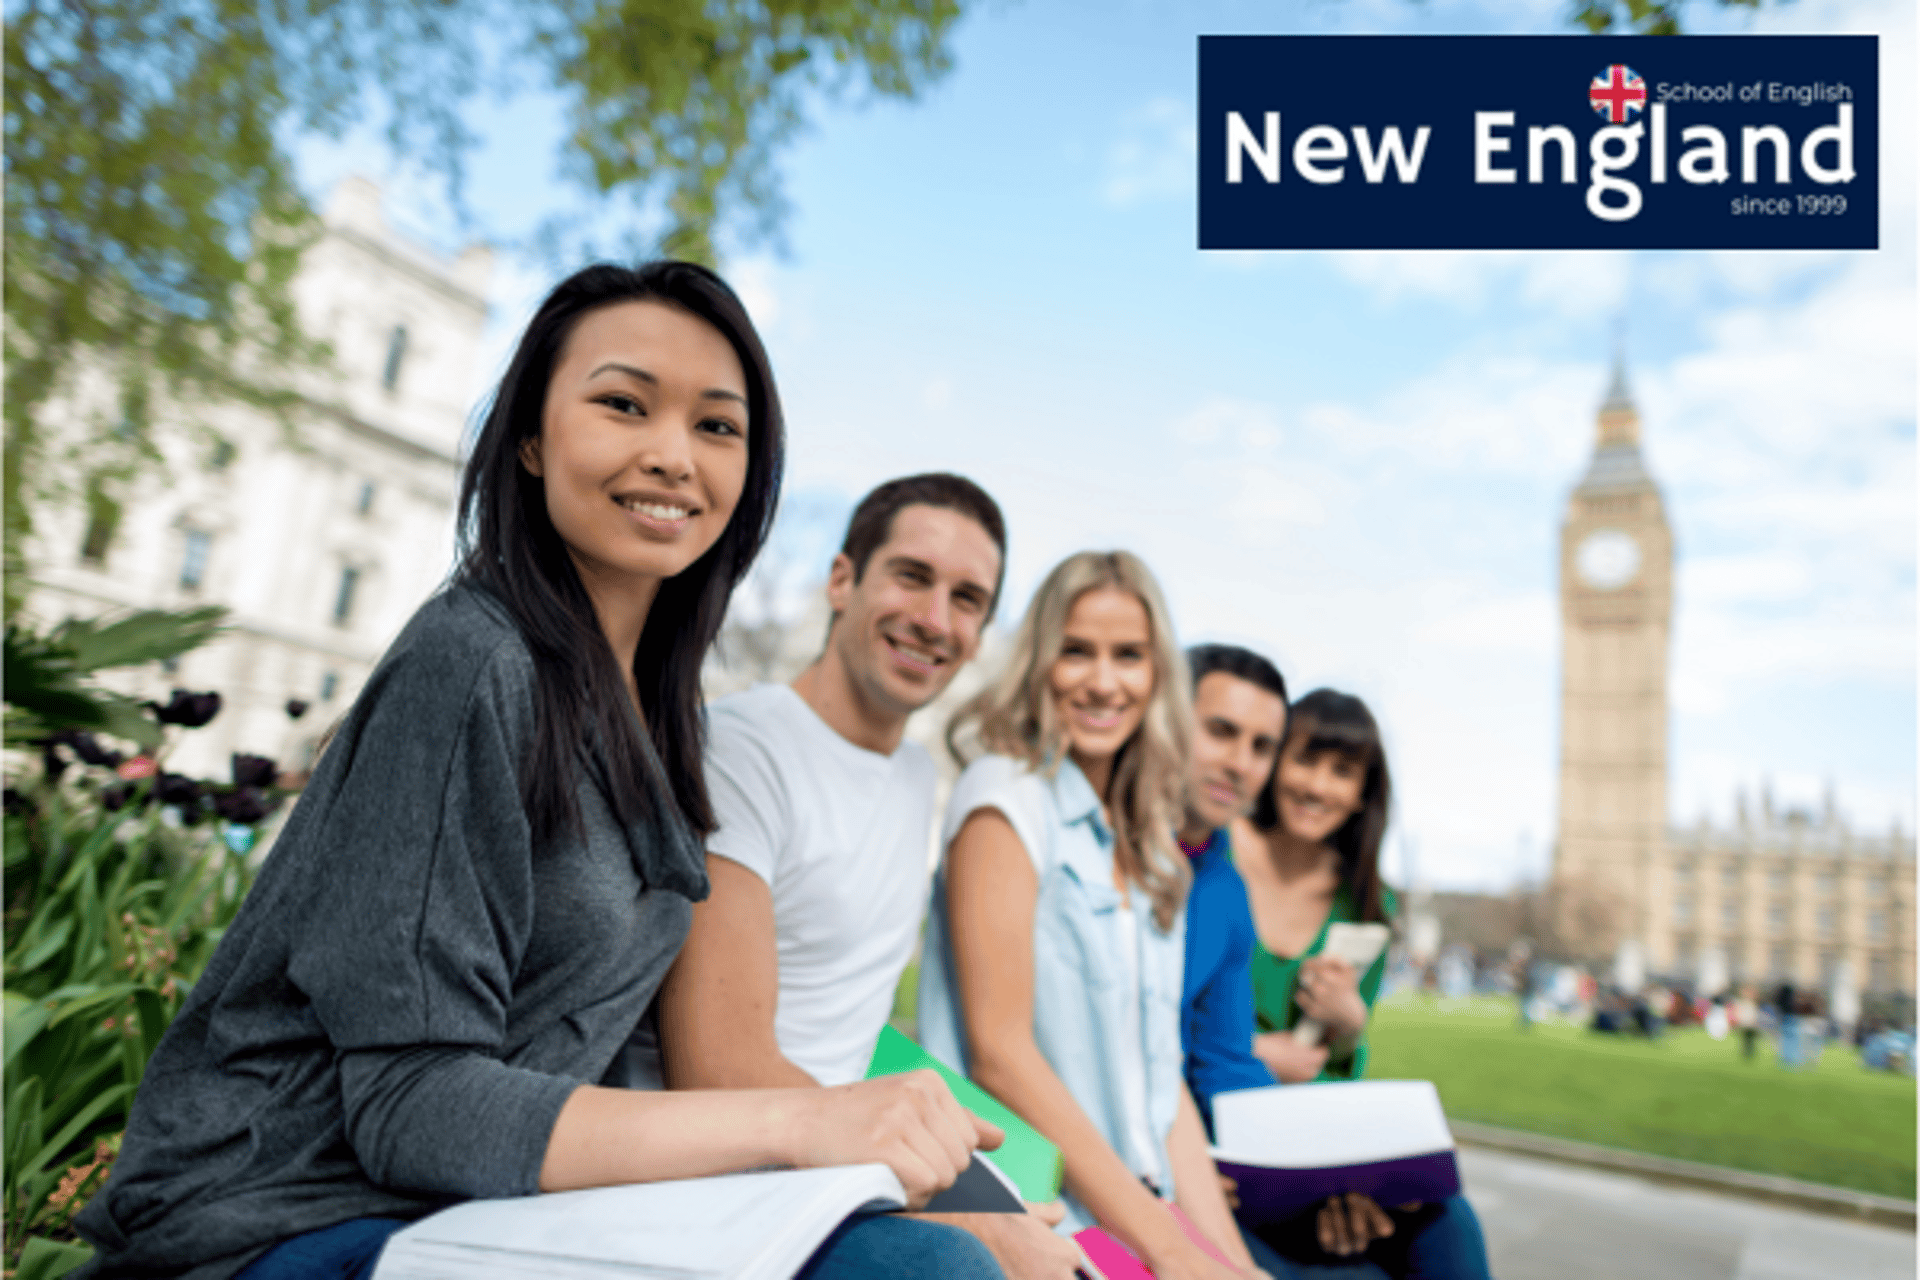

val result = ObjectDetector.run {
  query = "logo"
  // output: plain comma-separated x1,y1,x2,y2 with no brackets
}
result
1589,64,1647,124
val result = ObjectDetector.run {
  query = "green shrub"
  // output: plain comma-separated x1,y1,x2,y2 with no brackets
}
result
3,607,284,1274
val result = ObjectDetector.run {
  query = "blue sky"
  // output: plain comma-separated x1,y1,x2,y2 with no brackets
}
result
301,0,1917,890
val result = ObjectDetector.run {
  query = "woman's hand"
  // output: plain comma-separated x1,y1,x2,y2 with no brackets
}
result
1138,1231,1267,1280
784,1069,1000,1208
1316,1192,1395,1256
1251,1029,1328,1083
1295,955,1368,1041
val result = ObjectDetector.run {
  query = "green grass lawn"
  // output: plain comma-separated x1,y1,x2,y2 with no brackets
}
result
1368,994,1917,1200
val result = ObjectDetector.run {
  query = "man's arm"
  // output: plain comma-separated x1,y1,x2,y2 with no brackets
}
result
657,854,818,1090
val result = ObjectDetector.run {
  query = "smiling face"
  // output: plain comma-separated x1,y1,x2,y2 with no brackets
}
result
826,502,1001,724
1049,586,1156,778
1187,671,1288,834
521,300,749,610
1273,731,1368,846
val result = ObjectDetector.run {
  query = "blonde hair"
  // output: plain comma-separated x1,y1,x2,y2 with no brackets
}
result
948,551,1193,931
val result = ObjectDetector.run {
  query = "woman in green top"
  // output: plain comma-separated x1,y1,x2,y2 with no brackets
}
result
1230,688,1395,1086
1230,694,1489,1280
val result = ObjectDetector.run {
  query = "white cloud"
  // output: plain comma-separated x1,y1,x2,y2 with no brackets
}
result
1102,97,1196,207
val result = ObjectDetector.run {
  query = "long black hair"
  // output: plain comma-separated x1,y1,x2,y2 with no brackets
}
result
455,261,784,846
1255,688,1392,926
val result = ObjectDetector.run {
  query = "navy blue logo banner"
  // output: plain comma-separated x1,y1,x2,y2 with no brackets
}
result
1198,36,1877,250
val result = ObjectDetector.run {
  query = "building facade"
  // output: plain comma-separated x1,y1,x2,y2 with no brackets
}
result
23,178,491,782
1552,357,1915,996
1666,791,1914,996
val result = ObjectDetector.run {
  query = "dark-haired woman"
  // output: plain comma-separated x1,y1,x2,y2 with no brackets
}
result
74,263,1002,1280
1231,690,1489,1278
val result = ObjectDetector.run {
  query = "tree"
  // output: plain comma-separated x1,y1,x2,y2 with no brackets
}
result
1571,0,1768,35
2,0,963,611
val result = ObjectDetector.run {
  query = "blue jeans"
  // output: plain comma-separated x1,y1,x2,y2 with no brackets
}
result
1242,1195,1492,1280
795,1212,1005,1279
233,1217,408,1280
233,1211,1004,1280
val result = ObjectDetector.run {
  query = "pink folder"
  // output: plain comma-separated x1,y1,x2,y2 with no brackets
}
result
1072,1205,1235,1279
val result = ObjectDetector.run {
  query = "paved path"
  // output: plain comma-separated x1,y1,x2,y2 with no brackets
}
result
1459,1146,1915,1280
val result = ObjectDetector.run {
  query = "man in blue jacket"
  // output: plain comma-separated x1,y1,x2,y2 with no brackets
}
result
1177,643,1291,1132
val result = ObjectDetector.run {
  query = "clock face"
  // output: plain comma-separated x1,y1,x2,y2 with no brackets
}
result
1576,528,1641,590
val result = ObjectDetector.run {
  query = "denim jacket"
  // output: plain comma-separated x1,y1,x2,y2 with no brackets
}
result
917,754,1187,1233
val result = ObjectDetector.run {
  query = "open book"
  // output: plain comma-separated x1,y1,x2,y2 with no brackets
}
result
1208,1080,1461,1222
370,1165,908,1280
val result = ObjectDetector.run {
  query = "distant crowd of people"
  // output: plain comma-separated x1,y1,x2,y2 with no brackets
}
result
69,263,1492,1280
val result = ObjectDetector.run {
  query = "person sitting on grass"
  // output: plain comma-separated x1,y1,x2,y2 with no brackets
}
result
72,262,1004,1280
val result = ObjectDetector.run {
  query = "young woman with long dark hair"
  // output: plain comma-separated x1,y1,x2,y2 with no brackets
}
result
1231,689,1489,1277
73,262,1002,1280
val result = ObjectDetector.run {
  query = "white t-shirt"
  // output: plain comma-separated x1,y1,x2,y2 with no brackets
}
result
705,684,938,1086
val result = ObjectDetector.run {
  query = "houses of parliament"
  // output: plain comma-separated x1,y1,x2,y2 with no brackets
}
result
1552,357,1914,998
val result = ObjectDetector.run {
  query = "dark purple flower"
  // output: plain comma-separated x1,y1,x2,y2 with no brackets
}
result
155,773,201,808
285,699,310,721
211,787,277,825
231,754,277,789
149,689,222,728
40,739,71,784
62,730,123,769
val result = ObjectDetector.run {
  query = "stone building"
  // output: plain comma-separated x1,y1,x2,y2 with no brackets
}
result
1552,354,1675,959
1666,788,1914,996
23,178,491,782
1551,355,1915,996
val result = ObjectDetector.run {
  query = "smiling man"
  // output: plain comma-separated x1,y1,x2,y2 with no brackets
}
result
1177,644,1291,1133
656,476,1083,1280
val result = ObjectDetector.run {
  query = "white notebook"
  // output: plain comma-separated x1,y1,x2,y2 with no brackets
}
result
1207,1080,1460,1221
371,1164,907,1280
1290,922,1392,1049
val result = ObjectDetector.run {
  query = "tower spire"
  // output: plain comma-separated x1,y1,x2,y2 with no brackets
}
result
1597,324,1640,447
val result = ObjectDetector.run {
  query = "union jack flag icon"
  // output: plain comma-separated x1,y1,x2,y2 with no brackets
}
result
1589,65,1648,124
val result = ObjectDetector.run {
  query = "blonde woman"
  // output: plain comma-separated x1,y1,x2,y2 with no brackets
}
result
917,552,1274,1280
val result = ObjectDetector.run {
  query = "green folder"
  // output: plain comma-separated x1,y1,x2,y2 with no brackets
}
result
865,1024,1065,1203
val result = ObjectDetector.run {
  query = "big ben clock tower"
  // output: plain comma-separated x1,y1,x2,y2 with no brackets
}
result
1554,353,1674,960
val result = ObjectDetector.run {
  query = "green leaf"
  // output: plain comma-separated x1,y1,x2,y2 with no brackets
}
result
15,1082,129,1186
51,607,228,674
15,1236,96,1280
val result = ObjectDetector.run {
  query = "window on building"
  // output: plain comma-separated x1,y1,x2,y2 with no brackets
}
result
356,481,377,515
1768,944,1790,976
1767,868,1788,892
1868,910,1888,941
1866,878,1887,899
382,324,409,391
1721,900,1741,930
1767,902,1787,934
1675,933,1696,964
1870,954,1892,990
332,565,360,626
79,490,121,566
179,529,212,590
1674,859,1694,881
1816,906,1835,937
1673,896,1693,925
320,671,339,702
1721,866,1740,891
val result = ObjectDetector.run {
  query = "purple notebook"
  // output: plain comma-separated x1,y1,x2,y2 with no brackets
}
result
1209,1080,1461,1222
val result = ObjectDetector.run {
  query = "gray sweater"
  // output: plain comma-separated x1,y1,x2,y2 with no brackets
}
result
74,585,708,1279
